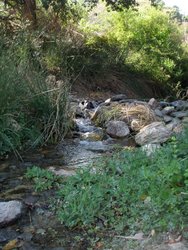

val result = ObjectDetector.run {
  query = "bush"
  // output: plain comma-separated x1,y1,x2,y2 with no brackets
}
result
79,5,186,88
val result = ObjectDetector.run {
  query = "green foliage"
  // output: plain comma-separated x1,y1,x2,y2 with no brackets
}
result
56,130,188,233
0,30,71,155
105,7,184,84
26,166,61,191
77,4,188,89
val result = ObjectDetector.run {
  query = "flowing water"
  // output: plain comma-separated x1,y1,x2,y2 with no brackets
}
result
0,116,135,250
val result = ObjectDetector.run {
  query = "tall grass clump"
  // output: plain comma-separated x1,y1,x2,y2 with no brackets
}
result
0,30,71,156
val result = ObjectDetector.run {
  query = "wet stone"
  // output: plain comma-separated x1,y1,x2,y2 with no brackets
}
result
0,200,24,227
0,228,19,243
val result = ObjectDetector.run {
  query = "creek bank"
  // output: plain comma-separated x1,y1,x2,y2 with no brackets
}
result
0,93,188,249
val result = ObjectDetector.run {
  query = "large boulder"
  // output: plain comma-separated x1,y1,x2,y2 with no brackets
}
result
0,201,24,227
135,122,171,145
106,121,130,138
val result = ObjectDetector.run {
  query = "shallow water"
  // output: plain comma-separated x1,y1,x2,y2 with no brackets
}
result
0,117,136,249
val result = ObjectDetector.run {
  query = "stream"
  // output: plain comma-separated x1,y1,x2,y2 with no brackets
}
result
0,114,135,250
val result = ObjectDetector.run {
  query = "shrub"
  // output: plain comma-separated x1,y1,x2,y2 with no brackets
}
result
79,5,186,88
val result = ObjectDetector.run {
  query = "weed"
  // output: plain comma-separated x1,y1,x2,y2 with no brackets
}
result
25,166,62,191
56,130,188,233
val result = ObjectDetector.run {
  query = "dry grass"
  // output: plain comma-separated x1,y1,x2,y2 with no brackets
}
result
121,103,157,131
92,102,158,131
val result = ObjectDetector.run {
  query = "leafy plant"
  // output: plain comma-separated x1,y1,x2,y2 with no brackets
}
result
56,130,188,233
26,166,62,191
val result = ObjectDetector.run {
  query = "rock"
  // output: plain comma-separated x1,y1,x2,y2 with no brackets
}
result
0,228,19,243
166,118,181,131
148,98,158,109
106,121,130,138
163,115,173,123
171,111,188,119
170,100,188,110
78,100,86,110
159,101,170,108
135,122,171,145
154,109,163,118
79,100,97,110
142,144,161,156
0,201,23,227
79,140,111,152
119,98,135,104
80,129,104,141
86,101,97,109
162,106,175,115
111,94,127,102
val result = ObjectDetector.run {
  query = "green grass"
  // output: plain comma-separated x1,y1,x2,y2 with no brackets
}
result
26,130,188,234
0,31,71,155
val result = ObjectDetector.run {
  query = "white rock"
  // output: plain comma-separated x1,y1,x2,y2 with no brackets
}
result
0,201,23,227
135,122,171,145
